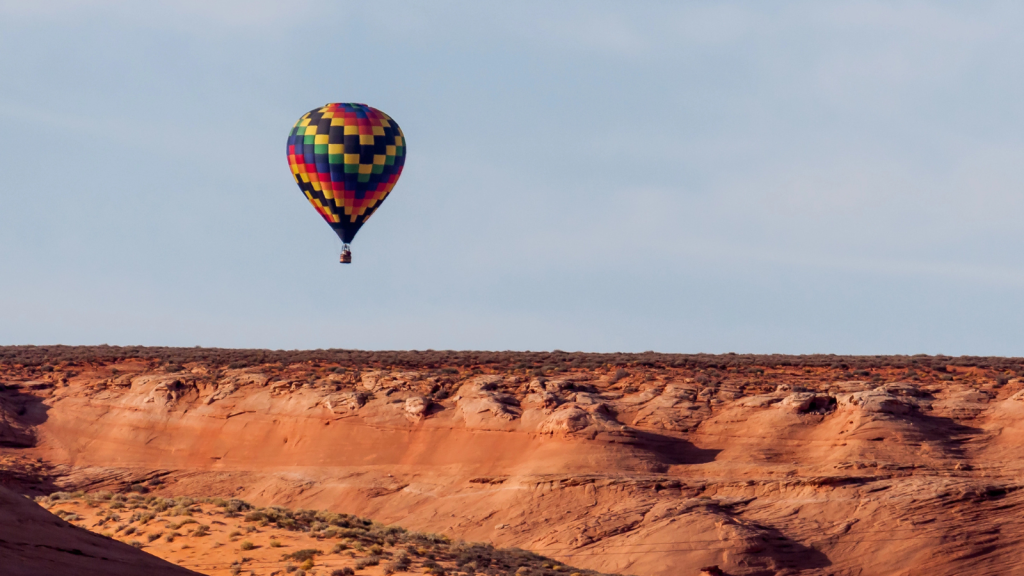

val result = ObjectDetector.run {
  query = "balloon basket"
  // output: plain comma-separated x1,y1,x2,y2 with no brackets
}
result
340,246,352,264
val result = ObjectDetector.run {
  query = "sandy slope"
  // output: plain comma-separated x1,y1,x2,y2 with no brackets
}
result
38,491,615,576
0,483,199,576
3,353,1024,575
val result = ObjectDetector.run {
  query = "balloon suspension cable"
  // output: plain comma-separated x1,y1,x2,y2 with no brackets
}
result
340,243,352,264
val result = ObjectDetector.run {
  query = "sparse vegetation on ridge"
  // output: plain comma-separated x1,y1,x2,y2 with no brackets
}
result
5,344,1024,374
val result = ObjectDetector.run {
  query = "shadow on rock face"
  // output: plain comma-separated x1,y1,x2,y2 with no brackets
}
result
0,383,49,448
702,519,833,576
751,523,833,574
625,429,721,468
828,389,986,462
0,384,60,495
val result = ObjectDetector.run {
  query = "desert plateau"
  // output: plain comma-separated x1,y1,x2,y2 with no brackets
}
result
8,1,1024,574
2,346,1023,576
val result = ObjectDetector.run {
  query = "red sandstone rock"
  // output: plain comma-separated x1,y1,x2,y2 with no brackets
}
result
3,353,1024,575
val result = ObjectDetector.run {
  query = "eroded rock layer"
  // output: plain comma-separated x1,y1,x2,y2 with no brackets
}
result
3,347,1024,576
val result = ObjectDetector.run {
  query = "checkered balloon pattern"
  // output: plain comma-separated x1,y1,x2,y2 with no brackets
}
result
286,103,406,243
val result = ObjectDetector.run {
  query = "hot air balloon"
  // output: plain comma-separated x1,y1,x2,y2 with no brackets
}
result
286,103,406,263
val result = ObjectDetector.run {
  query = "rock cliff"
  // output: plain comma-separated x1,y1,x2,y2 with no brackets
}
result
2,347,1024,575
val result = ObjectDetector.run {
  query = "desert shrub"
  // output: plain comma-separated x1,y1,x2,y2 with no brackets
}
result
169,505,191,516
165,531,179,543
192,524,210,537
331,569,355,576
129,540,143,548
283,549,321,562
300,559,314,570
244,511,268,522
331,543,348,553
147,532,163,542
355,556,381,569
122,525,136,535
224,499,251,514
240,540,254,550
424,533,449,545
270,539,282,547
368,544,384,555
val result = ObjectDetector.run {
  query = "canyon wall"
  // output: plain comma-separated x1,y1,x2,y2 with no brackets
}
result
2,349,1024,575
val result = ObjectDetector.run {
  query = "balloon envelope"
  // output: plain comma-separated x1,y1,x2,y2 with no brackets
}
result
286,103,406,244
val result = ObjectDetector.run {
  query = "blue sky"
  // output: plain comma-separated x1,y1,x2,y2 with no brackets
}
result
2,1,1024,354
